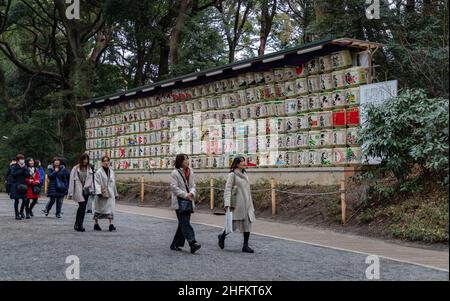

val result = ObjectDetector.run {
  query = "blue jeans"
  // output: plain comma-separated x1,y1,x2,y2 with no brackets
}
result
46,196,64,216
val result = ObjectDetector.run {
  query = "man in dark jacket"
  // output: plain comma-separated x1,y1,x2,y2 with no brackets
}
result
5,159,16,195
9,155,28,220
42,157,69,218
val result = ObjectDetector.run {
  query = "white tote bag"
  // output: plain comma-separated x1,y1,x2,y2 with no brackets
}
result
224,208,233,234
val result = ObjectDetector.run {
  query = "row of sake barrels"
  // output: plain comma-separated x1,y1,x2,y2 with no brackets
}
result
85,107,360,144
87,50,354,119
101,148,362,171
86,86,360,132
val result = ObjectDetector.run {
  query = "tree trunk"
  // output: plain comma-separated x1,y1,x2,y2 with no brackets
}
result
158,39,170,80
405,0,415,14
258,0,277,56
169,0,192,67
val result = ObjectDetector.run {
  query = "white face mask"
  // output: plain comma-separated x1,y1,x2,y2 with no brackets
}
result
19,160,25,164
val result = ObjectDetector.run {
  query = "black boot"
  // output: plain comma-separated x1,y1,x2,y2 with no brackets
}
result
14,200,22,220
218,231,226,249
109,224,116,232
74,223,85,232
20,202,25,219
242,232,254,253
189,241,201,254
94,223,102,231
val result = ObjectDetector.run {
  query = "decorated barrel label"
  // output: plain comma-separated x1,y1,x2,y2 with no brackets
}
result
285,98,298,115
285,116,298,132
330,50,352,70
332,109,347,127
332,148,346,164
264,70,275,83
307,75,321,93
274,68,285,82
346,127,360,145
275,151,287,166
318,111,333,128
284,67,297,80
319,55,333,73
308,130,321,147
320,130,333,146
246,72,256,86
344,67,367,87
346,107,360,126
332,70,346,89
297,96,309,112
320,73,334,91
347,147,362,164
297,114,310,130
245,87,257,103
295,132,309,148
343,87,360,105
306,58,320,75
274,82,286,98
297,150,309,166
255,72,265,85
319,92,333,110
295,77,309,95
284,80,297,97
318,148,333,165
308,93,321,111
238,74,247,87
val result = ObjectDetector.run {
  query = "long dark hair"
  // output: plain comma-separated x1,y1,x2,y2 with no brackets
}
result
25,157,35,167
78,153,90,167
174,154,188,169
230,156,246,173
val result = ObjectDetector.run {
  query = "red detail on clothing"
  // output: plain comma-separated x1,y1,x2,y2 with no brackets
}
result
183,168,190,183
26,171,41,199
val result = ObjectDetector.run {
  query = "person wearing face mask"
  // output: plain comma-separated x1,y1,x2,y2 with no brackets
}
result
23,158,41,218
43,157,70,218
93,156,118,232
9,154,28,220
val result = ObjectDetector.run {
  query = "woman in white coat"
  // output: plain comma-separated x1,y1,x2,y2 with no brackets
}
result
94,156,118,232
67,153,96,232
219,156,256,253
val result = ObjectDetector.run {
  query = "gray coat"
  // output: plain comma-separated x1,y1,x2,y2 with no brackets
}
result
170,168,197,210
67,164,96,203
223,170,256,222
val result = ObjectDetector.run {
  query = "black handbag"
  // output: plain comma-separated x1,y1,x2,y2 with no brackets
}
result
32,185,41,195
17,184,28,195
177,170,193,214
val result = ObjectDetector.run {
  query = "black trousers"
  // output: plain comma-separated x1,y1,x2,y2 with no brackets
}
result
19,198,30,215
14,198,26,216
171,210,196,248
29,199,38,212
75,195,88,227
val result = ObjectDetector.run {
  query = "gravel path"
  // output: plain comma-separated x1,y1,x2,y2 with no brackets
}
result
0,196,447,281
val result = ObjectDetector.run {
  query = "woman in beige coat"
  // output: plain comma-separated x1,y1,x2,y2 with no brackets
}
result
67,153,96,232
219,156,256,253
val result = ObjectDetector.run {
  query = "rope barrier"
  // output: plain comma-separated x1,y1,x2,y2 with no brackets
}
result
274,189,341,196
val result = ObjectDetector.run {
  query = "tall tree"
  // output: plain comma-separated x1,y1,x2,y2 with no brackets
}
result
258,0,277,56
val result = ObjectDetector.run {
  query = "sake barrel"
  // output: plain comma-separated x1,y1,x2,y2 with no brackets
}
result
332,128,347,146
320,73,334,91
319,92,333,110
331,90,346,107
295,77,309,95
307,75,321,93
308,94,321,111
347,147,362,164
230,77,240,90
346,127,360,145
344,67,367,87
332,109,347,127
208,96,217,110
285,98,298,116
255,72,265,85
247,153,258,168
275,151,287,166
346,107,360,126
247,103,257,119
238,74,247,87
245,87,258,103
308,130,321,147
318,111,333,128
214,81,223,94
297,96,309,112
285,133,296,149
285,80,297,97
330,50,352,70
237,89,247,106
332,148,346,165
306,58,320,75
221,79,230,92
240,106,249,120
297,113,310,130
295,132,309,148
332,70,346,89
295,65,308,78
229,93,239,107
274,100,285,116
285,116,298,132
274,68,285,82
320,129,333,146
275,117,286,133
297,150,309,166
264,83,276,100
284,151,295,167
264,70,275,83
256,85,265,101
344,87,360,105
307,150,319,165
186,101,193,113
246,72,256,86
208,82,216,95
284,67,297,80
318,148,333,165
319,55,333,73
275,82,286,98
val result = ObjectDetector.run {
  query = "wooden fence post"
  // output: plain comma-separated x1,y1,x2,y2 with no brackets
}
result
140,176,145,205
271,179,276,216
341,179,347,225
210,178,214,210
44,174,48,195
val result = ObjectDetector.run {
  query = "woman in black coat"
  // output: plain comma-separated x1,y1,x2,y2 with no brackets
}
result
42,157,70,218
9,154,28,220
